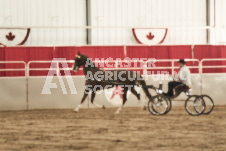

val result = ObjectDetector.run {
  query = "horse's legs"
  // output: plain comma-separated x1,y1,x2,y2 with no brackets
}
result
74,91,88,112
130,87,146,109
91,91,105,109
139,80,152,110
131,87,140,100
115,87,128,114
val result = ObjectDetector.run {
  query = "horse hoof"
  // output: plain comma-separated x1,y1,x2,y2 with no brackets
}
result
143,106,147,110
102,105,106,109
74,109,79,113
114,111,120,114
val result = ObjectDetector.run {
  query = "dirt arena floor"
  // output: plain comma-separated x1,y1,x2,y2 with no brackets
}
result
0,106,226,151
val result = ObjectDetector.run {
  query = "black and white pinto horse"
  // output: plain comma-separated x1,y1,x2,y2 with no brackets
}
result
73,52,152,114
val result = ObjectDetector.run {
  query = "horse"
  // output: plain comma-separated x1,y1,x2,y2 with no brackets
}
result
73,51,152,114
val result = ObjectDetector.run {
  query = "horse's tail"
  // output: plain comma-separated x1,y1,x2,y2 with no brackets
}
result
139,79,152,100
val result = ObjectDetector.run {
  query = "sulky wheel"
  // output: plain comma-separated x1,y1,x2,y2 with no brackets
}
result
148,94,170,115
164,98,172,114
185,95,205,116
200,95,214,114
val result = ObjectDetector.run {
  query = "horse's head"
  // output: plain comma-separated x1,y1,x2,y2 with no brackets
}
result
73,51,87,72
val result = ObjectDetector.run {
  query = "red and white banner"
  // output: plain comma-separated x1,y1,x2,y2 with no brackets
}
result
132,28,167,45
0,28,30,46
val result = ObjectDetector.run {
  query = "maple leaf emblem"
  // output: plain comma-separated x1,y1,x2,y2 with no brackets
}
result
6,32,15,41
146,32,154,40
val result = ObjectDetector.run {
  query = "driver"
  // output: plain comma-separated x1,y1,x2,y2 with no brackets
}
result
163,59,191,96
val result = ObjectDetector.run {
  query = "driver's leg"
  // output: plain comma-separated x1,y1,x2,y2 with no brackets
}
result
166,81,183,96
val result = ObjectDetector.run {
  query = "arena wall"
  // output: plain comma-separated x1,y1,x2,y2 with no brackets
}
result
1,0,226,45
89,0,207,45
201,74,226,105
210,0,226,44
0,45,225,111
1,45,226,76
0,0,87,45
0,74,224,111
0,0,210,45
0,77,27,111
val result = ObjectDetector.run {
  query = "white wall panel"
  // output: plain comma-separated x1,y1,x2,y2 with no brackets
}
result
0,0,210,45
1,74,225,111
0,0,87,45
0,78,27,111
89,0,207,45
209,0,226,44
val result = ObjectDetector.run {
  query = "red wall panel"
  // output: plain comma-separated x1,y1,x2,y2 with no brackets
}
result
0,47,5,76
126,46,170,74
4,47,54,76
1,45,226,77
4,47,28,76
53,46,78,76
168,46,198,73
55,46,124,76
126,46,193,74
80,46,125,60
194,45,226,73
27,47,54,76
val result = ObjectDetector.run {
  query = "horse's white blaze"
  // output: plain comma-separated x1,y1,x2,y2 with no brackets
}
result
75,55,81,58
